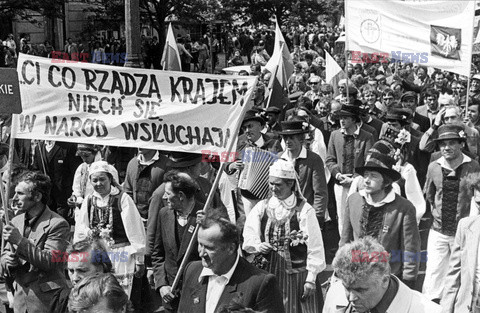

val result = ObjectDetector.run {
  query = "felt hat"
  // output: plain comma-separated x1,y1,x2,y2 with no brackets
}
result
337,104,359,117
279,120,309,135
385,108,411,125
265,107,282,114
356,140,401,181
434,124,467,143
168,152,202,168
242,109,266,126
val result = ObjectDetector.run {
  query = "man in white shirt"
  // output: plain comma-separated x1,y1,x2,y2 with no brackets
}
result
177,213,285,313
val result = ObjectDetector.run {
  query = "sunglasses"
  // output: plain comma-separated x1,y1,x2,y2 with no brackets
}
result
309,82,319,85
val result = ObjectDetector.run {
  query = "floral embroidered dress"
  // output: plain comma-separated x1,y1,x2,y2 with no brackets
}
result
243,194,326,313
74,185,146,296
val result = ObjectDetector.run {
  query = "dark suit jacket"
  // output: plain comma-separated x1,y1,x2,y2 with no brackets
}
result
152,202,203,291
326,128,374,179
365,116,384,137
1,207,70,313
412,112,430,133
178,258,285,313
32,142,80,213
360,122,378,142
146,177,218,258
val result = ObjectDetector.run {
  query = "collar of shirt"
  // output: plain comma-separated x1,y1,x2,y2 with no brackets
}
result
137,151,160,166
341,126,360,138
26,206,46,227
436,154,471,171
370,276,399,313
199,253,240,284
254,135,265,148
359,189,396,207
285,146,307,161
45,141,55,152
92,185,120,203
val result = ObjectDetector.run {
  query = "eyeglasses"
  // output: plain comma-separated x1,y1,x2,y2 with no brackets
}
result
425,98,436,101
309,82,319,85
383,97,394,100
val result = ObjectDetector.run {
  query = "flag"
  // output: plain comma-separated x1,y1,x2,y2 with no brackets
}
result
345,0,475,76
264,20,294,109
325,51,347,96
265,20,294,87
265,46,288,109
161,23,182,71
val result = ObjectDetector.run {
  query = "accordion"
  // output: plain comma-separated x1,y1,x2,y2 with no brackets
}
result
238,147,277,200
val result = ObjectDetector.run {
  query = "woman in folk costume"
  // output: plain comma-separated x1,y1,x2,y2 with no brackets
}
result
68,144,119,221
73,160,146,297
243,159,326,313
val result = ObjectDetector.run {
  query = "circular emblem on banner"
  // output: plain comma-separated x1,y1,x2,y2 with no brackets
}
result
360,19,380,44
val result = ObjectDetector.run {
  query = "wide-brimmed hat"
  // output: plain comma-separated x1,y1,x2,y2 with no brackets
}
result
279,120,309,135
434,124,467,143
337,104,359,117
168,152,202,168
385,108,411,125
242,109,265,126
265,107,281,114
356,140,401,181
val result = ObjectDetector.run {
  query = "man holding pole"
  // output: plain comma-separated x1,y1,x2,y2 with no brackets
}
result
1,172,70,313
151,170,203,313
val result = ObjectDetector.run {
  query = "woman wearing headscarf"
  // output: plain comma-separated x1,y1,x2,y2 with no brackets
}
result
73,160,146,298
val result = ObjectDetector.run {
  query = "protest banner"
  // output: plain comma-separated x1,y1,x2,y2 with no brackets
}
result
345,0,475,76
14,53,257,154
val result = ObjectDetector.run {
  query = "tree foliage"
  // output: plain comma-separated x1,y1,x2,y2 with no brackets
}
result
222,0,341,27
0,0,65,25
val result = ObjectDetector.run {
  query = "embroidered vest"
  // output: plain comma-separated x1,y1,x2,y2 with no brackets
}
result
87,192,129,245
441,167,461,236
259,198,308,273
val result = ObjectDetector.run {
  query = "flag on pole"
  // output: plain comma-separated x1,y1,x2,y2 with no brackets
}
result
265,44,288,109
345,0,475,76
161,23,182,71
264,20,294,108
325,50,347,96
265,20,294,86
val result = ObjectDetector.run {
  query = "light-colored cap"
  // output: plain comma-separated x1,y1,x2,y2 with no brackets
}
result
89,161,117,179
269,159,296,179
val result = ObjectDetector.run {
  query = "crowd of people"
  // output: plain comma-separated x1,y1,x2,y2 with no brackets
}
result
1,18,480,313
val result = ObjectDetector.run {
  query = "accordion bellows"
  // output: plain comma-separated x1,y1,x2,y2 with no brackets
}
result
238,147,278,200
